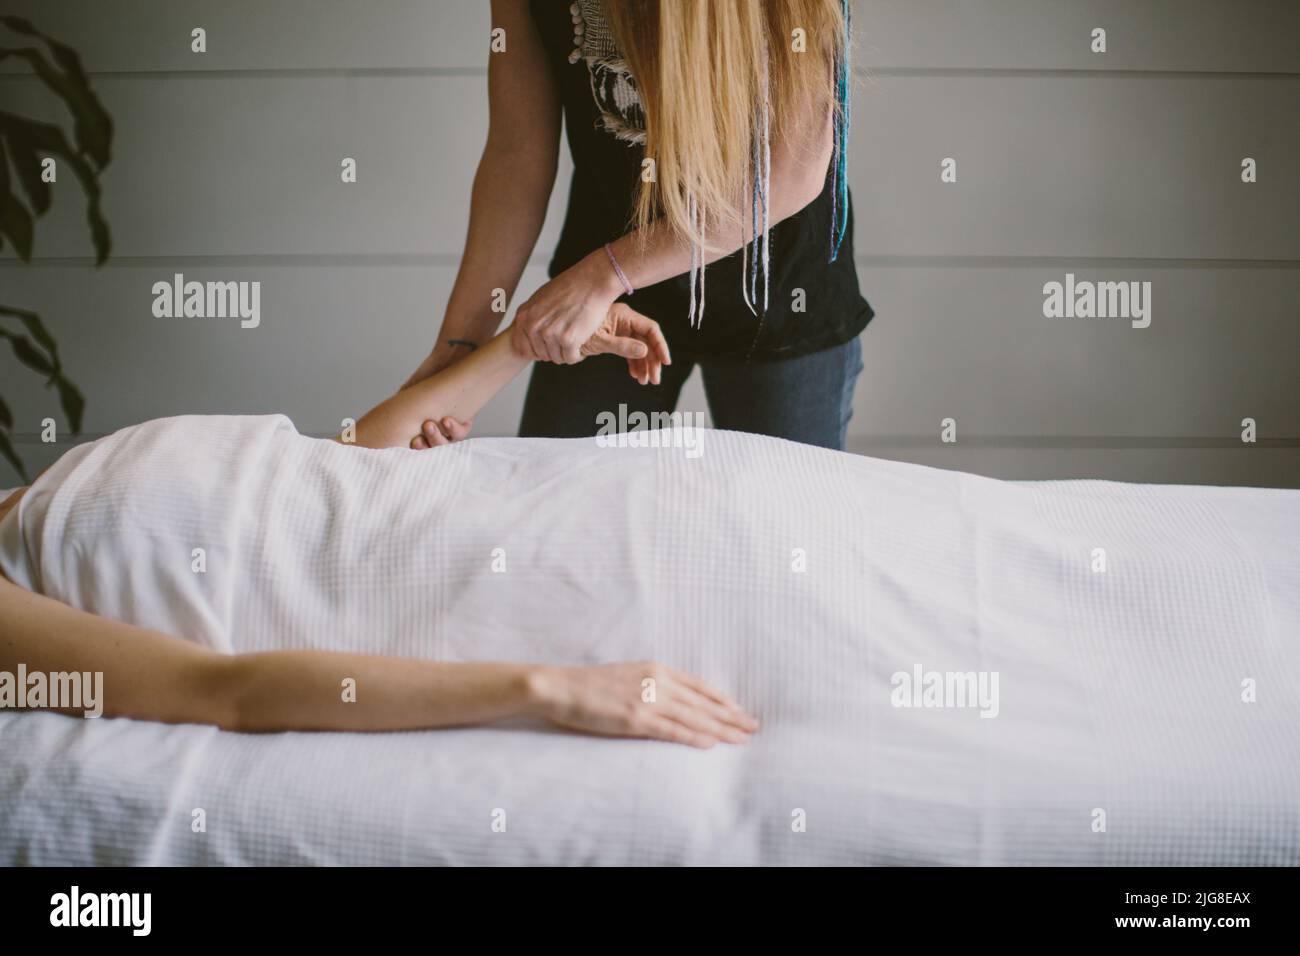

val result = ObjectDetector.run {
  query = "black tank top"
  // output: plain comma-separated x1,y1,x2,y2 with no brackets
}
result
530,0,874,363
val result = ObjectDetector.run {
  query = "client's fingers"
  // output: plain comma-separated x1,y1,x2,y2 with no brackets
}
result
412,417,471,449
601,335,649,361
672,669,756,728
440,417,472,441
661,699,746,745
628,312,672,366
422,420,451,447
672,684,756,736
641,714,715,749
634,358,659,386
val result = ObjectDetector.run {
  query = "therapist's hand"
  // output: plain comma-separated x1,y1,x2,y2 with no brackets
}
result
511,248,626,365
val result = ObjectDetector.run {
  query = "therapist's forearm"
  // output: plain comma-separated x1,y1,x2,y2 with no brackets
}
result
350,330,527,449
437,145,556,350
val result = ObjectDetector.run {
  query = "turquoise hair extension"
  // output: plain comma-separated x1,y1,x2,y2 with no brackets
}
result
829,0,851,263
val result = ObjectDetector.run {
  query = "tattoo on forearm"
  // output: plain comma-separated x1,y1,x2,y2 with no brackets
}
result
446,339,479,351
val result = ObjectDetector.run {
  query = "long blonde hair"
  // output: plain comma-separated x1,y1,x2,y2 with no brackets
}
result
605,0,850,273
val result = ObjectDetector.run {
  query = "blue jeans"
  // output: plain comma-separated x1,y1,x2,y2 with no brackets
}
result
519,335,863,450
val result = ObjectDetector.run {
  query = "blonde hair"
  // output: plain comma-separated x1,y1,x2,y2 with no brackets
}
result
605,0,850,263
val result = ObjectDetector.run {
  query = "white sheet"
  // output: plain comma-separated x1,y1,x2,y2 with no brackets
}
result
1,415,1297,865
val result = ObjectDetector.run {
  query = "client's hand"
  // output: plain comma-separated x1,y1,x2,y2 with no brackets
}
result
579,302,671,386
410,415,473,449
527,661,758,749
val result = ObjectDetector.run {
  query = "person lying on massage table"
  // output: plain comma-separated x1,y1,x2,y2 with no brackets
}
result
0,304,757,749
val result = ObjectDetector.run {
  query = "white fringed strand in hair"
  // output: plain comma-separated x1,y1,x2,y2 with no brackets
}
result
701,53,773,329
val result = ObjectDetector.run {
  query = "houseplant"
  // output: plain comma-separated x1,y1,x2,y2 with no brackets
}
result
0,14,111,481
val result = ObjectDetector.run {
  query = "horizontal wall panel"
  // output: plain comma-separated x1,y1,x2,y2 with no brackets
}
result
853,264,1298,438
0,0,490,73
2,66,535,257
2,74,572,261
5,74,1297,261
4,1,1297,76
1,264,1294,483
850,74,1300,260
858,0,1300,75
846,444,1300,489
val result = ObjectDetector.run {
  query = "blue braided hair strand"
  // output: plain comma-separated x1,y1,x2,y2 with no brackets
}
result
829,0,852,263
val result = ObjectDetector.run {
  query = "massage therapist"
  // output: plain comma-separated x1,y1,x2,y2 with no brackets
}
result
404,0,872,451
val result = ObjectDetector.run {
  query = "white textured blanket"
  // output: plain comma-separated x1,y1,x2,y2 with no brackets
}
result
1,414,1297,865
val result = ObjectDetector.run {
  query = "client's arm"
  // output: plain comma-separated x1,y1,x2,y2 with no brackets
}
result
347,303,670,450
0,572,755,746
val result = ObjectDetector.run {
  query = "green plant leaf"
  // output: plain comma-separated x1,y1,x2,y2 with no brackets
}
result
0,427,30,485
0,105,50,216
0,326,55,376
0,309,84,432
0,110,110,263
0,16,113,169
0,17,100,462
0,185,35,259
0,303,62,371
0,137,35,258
54,377,84,432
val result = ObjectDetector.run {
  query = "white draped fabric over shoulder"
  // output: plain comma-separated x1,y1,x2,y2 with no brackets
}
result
1,415,1297,865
